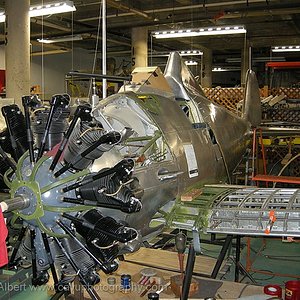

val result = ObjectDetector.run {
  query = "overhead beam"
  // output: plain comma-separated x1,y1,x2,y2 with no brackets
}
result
103,7,300,30
31,18,131,47
30,40,70,51
78,0,288,22
106,0,153,20
31,18,71,33
31,49,70,56
180,35,300,50
77,0,153,21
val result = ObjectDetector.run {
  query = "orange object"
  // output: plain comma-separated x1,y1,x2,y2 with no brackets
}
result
265,211,276,234
178,253,185,280
170,275,198,298
252,174,300,185
181,189,202,201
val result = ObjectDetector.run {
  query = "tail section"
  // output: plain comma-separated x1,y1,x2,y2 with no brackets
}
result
164,52,205,100
242,70,261,127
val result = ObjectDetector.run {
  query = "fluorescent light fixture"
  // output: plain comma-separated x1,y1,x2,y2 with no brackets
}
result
226,57,286,63
37,34,83,43
213,67,240,72
272,46,300,52
0,2,76,23
185,60,198,66
152,25,246,39
179,50,203,56
213,67,226,72
0,12,5,23
150,50,203,57
29,1,76,17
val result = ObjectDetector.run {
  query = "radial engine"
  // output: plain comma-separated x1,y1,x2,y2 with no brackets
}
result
0,94,142,297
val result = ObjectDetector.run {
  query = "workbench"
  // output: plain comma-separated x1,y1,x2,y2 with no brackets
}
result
64,247,264,300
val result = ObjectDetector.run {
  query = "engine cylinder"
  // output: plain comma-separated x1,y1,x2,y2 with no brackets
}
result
63,121,112,170
32,108,70,151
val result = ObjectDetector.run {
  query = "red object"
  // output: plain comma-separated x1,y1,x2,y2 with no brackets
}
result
0,207,8,267
0,70,5,93
45,142,61,158
264,284,282,298
213,11,225,21
285,281,300,300
252,174,300,185
266,62,300,69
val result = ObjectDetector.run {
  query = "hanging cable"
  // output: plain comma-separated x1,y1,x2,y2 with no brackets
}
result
88,2,102,98
41,0,45,101
71,10,74,72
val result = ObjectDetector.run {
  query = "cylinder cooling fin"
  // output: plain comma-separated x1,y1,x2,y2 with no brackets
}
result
77,158,142,213
74,209,136,263
1,104,28,160
63,120,110,170
32,107,70,151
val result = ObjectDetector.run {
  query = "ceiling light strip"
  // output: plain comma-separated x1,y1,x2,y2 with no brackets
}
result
272,46,300,52
150,50,203,57
0,1,76,22
185,60,198,66
37,34,83,44
153,26,246,39
179,50,203,56
29,1,76,17
213,67,240,72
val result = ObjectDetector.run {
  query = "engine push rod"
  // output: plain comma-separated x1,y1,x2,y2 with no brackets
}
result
62,213,135,243
41,232,59,289
36,94,70,161
22,95,40,164
1,105,23,160
56,219,118,274
63,196,139,213
62,158,133,192
54,131,121,178
8,226,27,268
53,237,101,300
49,104,92,172
63,197,128,212
30,229,38,286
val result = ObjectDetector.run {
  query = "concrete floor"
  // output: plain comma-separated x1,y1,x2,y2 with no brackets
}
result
200,234,300,288
1,233,299,299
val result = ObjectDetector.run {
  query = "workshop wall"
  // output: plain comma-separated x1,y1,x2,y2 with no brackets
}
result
30,48,95,99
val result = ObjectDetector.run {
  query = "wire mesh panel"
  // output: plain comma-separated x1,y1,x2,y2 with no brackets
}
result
208,188,300,237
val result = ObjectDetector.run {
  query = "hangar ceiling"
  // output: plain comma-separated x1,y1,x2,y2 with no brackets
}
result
1,0,300,71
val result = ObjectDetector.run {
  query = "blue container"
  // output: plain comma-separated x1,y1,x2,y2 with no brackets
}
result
121,274,131,293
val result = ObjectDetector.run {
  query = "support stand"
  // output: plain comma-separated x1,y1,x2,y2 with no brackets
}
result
211,235,233,279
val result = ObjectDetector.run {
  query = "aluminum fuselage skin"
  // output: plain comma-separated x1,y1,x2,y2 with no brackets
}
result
93,53,256,235
95,90,251,235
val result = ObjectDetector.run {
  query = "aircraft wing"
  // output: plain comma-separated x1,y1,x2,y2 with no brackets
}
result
157,185,300,237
